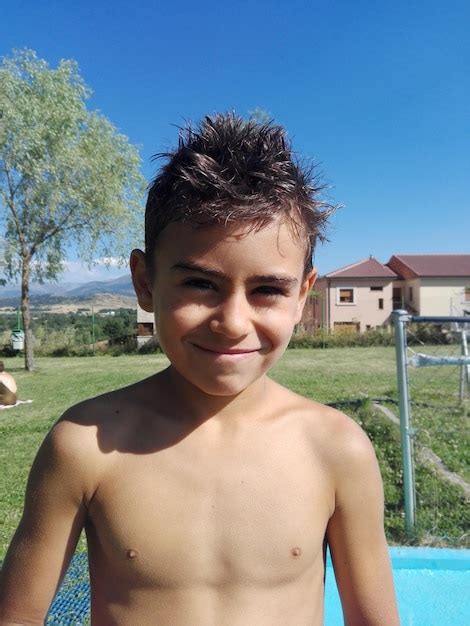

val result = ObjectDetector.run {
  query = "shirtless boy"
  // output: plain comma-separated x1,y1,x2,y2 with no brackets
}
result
0,114,399,625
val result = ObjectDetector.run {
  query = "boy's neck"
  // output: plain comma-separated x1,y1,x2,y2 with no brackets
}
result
160,366,272,427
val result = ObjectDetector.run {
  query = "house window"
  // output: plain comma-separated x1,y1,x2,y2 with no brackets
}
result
378,298,384,310
465,286,470,302
409,287,413,301
337,287,355,304
370,286,383,291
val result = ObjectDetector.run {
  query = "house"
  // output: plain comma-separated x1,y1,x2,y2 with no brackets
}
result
137,304,156,348
386,254,470,316
303,257,398,333
302,254,470,333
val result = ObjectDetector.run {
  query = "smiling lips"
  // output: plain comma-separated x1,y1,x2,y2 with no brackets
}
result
193,344,260,357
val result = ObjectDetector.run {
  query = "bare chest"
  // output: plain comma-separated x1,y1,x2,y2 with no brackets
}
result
86,428,332,588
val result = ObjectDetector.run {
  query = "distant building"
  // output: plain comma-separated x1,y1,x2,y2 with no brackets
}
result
386,254,470,317
304,257,397,333
137,304,156,348
302,254,470,333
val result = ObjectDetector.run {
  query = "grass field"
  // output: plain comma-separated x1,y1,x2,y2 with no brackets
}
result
1,347,468,558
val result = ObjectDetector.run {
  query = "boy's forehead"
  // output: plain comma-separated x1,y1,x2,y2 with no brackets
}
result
157,218,303,251
154,218,307,268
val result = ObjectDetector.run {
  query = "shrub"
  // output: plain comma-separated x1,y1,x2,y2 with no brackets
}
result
49,345,90,357
137,339,163,354
0,344,18,358
288,328,395,349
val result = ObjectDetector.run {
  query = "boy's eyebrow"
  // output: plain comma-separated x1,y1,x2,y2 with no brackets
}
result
171,261,299,287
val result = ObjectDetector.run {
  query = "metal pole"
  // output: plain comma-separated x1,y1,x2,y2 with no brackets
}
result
462,330,469,400
393,310,416,537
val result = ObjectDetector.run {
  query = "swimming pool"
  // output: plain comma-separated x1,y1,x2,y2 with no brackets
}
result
47,547,470,625
325,547,469,625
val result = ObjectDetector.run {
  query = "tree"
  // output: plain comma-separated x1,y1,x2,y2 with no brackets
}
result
102,317,126,342
0,238,6,286
0,49,146,370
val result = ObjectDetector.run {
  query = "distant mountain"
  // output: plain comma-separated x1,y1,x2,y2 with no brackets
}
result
67,275,135,297
0,274,135,307
0,281,82,298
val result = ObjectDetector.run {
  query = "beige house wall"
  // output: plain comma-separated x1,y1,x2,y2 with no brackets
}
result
395,277,469,315
417,278,469,316
325,279,394,332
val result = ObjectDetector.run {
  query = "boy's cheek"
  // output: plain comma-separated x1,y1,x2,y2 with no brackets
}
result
155,304,205,336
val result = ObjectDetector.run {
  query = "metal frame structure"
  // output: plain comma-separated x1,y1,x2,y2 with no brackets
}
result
392,310,470,537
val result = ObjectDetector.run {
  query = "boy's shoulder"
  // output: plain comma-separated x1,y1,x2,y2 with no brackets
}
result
273,381,377,475
50,372,179,462
274,379,369,434
46,379,150,466
53,377,150,443
38,379,156,505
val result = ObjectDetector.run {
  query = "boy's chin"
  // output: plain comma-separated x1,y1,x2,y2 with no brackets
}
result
176,371,265,399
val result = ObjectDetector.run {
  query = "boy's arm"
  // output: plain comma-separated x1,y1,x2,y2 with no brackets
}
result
326,417,400,626
0,417,95,625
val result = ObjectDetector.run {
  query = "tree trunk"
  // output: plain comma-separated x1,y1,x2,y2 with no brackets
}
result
21,253,34,371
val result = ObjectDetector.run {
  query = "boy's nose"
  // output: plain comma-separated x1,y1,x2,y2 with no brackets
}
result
209,293,252,338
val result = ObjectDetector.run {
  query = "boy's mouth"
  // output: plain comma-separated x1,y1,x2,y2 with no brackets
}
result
192,344,260,356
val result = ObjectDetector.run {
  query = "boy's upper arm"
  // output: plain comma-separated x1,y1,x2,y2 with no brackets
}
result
325,412,400,626
0,415,98,624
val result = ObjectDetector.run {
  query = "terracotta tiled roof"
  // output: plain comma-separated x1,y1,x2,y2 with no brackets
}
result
323,257,398,279
387,255,470,279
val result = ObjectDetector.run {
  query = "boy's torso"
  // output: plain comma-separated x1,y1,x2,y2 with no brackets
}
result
76,377,336,625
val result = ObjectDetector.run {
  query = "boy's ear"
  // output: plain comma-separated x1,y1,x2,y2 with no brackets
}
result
130,249,154,313
295,268,317,324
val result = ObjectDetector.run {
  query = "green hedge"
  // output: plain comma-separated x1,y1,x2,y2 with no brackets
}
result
288,329,396,349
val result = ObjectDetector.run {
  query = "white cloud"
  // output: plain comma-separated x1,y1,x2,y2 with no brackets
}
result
61,259,130,284
2,258,131,288
93,256,129,268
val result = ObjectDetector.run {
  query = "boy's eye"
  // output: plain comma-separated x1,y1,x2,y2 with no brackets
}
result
183,278,216,291
254,286,285,297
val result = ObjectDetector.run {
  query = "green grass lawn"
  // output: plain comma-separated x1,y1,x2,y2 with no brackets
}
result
1,347,468,557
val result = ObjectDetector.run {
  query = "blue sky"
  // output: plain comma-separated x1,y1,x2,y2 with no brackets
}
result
1,0,469,283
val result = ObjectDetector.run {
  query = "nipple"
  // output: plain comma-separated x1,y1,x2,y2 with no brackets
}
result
126,549,138,559
291,546,302,557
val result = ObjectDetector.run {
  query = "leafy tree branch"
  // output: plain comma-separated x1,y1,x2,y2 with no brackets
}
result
0,49,146,370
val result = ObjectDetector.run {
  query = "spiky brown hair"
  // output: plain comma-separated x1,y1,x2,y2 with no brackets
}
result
145,113,335,272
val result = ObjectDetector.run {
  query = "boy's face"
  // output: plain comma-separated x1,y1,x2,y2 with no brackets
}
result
132,218,316,397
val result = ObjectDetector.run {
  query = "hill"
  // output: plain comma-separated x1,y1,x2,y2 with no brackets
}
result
0,275,136,313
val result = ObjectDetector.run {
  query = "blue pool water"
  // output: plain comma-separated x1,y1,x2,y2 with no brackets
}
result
325,548,470,625
48,547,470,625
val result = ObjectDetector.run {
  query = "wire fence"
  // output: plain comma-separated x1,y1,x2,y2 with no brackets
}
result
393,311,469,545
